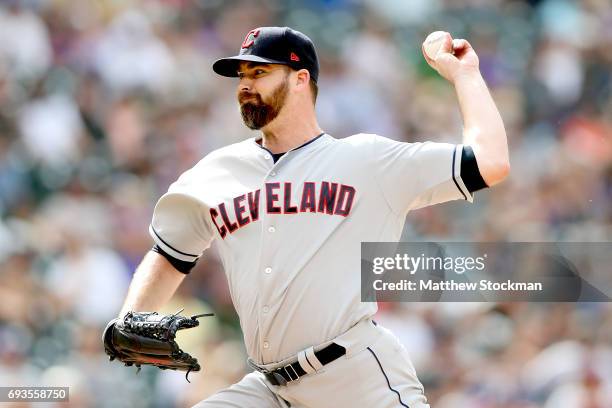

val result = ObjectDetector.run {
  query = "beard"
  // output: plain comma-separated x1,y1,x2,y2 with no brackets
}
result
239,77,289,130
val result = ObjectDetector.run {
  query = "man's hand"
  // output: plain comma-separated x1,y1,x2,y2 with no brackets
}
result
422,31,480,84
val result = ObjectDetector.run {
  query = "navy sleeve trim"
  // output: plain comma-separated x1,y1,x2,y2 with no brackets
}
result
150,227,199,257
151,245,197,274
461,145,488,192
451,146,468,200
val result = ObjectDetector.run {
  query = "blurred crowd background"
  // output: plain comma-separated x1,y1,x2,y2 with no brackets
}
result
0,0,611,406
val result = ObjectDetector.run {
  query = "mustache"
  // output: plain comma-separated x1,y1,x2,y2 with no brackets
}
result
238,91,263,105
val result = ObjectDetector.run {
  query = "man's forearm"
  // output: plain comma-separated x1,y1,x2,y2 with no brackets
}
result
454,71,510,186
118,251,186,318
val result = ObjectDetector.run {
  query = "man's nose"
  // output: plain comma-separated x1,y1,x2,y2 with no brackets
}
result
239,77,253,92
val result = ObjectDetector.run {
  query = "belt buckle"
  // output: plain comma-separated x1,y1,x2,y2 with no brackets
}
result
283,364,299,382
250,358,300,386
271,371,288,386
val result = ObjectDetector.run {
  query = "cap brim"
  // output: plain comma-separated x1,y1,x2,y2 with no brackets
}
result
212,55,288,78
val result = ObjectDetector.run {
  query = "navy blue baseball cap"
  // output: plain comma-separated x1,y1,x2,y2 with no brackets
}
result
212,27,320,83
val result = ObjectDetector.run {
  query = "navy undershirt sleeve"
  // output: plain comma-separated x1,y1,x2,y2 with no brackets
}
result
460,145,488,192
151,244,198,274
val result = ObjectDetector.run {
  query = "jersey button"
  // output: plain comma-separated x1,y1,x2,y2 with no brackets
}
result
264,154,271,160
270,171,276,176
263,341,270,349
265,267,272,274
268,226,275,233
262,306,269,313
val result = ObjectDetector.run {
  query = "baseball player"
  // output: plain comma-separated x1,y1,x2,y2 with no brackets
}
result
113,27,509,407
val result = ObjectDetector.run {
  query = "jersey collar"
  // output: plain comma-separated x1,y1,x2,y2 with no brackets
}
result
253,132,328,156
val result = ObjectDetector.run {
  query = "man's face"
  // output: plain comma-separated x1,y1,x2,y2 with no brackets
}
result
237,62,290,130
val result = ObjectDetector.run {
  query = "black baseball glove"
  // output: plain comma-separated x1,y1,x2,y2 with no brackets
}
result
103,309,213,382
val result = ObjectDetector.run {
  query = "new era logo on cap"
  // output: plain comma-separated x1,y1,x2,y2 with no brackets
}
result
212,26,320,83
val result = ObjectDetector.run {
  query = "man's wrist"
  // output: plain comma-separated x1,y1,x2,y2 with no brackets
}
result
452,69,483,85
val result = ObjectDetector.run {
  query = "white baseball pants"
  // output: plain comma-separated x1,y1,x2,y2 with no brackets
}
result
192,319,430,408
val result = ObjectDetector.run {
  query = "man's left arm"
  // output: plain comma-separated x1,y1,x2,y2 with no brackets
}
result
423,33,510,187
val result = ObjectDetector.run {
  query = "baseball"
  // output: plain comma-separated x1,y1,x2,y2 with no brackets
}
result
423,31,453,60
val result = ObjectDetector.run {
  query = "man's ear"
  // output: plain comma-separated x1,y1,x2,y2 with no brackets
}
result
294,69,311,91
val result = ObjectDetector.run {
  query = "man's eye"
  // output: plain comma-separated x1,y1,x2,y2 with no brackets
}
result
255,69,265,75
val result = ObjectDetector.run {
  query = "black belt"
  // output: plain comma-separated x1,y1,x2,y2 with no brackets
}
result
263,343,346,386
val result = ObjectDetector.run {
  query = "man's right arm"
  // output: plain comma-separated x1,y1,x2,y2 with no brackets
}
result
422,33,510,187
118,251,187,318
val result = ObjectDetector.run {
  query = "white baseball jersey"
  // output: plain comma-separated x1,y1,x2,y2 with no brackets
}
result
149,132,473,365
